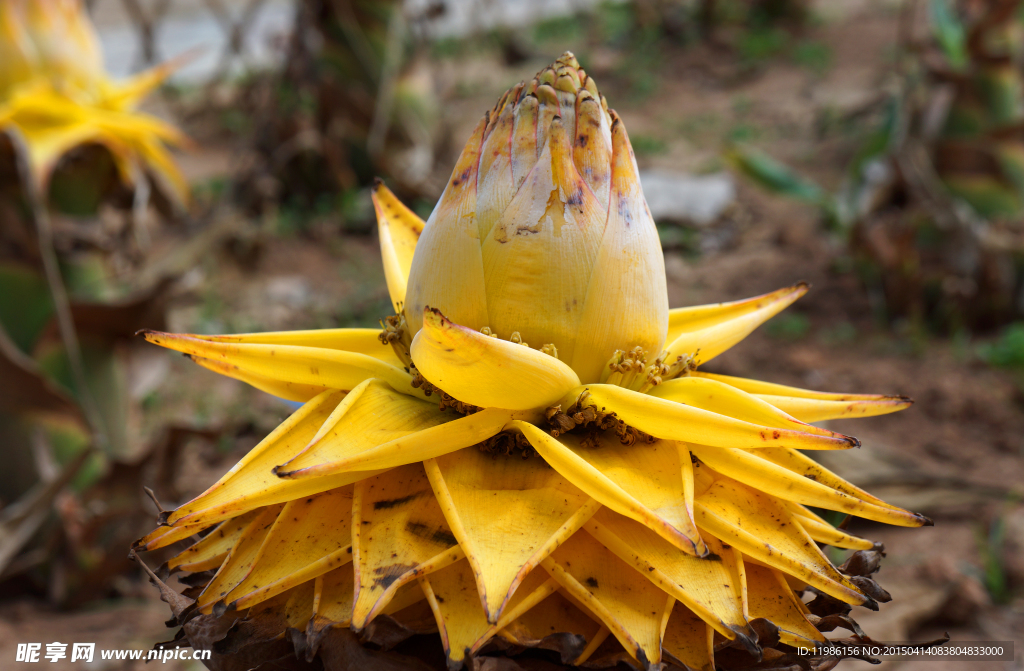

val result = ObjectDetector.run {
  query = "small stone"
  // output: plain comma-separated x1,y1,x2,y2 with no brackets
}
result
639,171,736,227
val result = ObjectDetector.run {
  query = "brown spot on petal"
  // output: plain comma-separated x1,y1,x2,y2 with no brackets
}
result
372,563,418,590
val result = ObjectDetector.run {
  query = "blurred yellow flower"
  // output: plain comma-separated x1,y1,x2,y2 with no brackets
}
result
0,0,188,205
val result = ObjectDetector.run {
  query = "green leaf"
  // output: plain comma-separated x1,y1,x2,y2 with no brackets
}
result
0,263,54,354
725,145,826,205
977,322,1024,368
35,337,131,460
929,0,967,70
764,313,810,341
943,175,1023,219
994,143,1024,199
977,66,1024,127
848,96,900,178
726,145,840,230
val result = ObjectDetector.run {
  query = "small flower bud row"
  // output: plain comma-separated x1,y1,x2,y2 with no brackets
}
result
478,327,559,359
480,51,615,210
544,390,656,446
599,346,697,393
574,90,612,205
379,313,413,371
411,372,481,415
477,430,536,458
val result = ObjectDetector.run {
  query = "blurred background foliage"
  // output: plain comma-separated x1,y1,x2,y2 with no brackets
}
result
0,0,1022,667
731,0,1024,333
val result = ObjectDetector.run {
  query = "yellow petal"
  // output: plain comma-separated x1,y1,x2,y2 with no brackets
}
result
573,91,613,209
509,93,538,192
542,531,674,667
688,444,928,527
141,330,420,399
278,410,515,480
651,376,844,439
756,394,912,422
4,106,99,189
134,520,207,553
381,579,429,616
574,384,859,450
515,423,704,554
190,327,404,368
476,569,560,648
478,115,607,367
373,179,425,311
197,504,284,613
794,515,876,551
223,487,354,611
273,378,453,478
106,59,181,109
572,625,613,666
410,308,580,410
310,561,355,637
584,509,752,643
694,372,912,422
739,559,825,647
404,115,490,339
662,602,715,671
189,354,330,403
167,391,373,528
419,558,493,668
665,284,807,364
756,447,931,519
248,580,316,632
694,476,866,605
351,463,464,630
475,87,519,241
569,114,668,383
498,589,604,662
165,509,264,573
133,133,189,207
424,448,599,622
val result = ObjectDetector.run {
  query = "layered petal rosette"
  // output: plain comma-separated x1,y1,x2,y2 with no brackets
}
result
137,53,926,671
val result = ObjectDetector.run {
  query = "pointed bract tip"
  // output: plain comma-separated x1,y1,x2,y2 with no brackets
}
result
861,595,879,611
212,600,229,618
447,653,466,671
271,464,293,479
372,176,384,190
422,305,451,328
634,646,650,669
140,329,166,343
157,510,172,526
731,625,762,657
918,514,934,527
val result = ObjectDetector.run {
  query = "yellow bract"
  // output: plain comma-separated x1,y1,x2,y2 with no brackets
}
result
424,448,599,622
411,307,581,410
403,56,665,384
0,0,187,204
373,179,425,311
139,53,925,671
